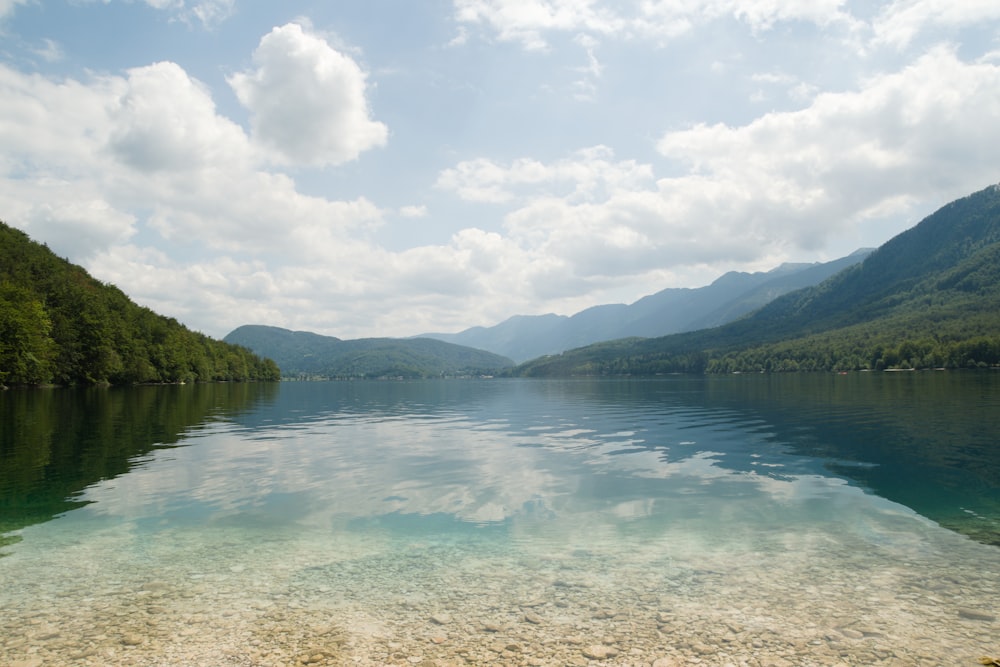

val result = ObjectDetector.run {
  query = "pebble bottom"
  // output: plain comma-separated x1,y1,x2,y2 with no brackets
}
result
1,521,999,666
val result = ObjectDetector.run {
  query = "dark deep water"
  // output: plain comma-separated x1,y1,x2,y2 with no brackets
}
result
1,374,999,665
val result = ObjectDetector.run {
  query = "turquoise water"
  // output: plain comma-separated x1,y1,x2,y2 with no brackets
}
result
1,375,999,665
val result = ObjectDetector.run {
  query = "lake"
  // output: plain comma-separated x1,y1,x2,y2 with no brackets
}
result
1,374,999,666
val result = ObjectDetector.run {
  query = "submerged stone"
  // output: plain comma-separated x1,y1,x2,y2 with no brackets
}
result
958,607,996,622
582,645,618,659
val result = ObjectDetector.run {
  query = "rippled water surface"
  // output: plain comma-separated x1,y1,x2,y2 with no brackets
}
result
1,374,999,666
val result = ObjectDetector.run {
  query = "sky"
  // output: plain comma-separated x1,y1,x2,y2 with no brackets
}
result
1,1,999,340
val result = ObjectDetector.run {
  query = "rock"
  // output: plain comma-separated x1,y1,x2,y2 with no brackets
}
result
652,658,681,667
430,613,451,625
691,641,715,655
760,658,794,667
958,607,997,622
482,622,503,632
70,649,98,660
582,645,618,660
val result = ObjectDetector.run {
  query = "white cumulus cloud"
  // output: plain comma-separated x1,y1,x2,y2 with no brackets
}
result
656,46,1000,248
110,62,253,173
228,23,388,167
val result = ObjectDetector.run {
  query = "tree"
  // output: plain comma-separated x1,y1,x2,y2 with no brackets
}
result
0,281,56,385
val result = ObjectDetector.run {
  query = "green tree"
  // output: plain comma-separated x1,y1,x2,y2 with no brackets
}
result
0,281,56,385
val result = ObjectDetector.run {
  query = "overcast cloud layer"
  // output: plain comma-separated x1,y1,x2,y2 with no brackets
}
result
1,1,999,339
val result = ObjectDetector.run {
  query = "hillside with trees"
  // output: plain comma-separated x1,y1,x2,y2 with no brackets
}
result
516,184,1000,376
224,325,514,379
0,221,279,386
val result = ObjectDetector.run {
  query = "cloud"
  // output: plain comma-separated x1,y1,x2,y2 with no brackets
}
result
571,32,603,101
0,42,609,337
101,60,385,255
453,0,859,48
399,205,428,218
437,146,755,289
0,0,28,20
228,23,388,167
655,46,1000,247
432,46,1000,295
1,196,137,258
636,0,858,36
436,145,654,203
110,62,253,173
189,0,235,27
873,0,1000,48
31,38,64,63
0,49,385,326
0,63,138,259
135,0,235,27
453,0,623,50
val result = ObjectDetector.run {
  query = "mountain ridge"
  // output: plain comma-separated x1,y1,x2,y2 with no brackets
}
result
421,250,873,362
514,183,1000,376
223,325,514,379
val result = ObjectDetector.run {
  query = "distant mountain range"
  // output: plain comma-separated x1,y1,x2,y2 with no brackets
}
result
223,325,514,379
421,250,872,362
516,183,1000,376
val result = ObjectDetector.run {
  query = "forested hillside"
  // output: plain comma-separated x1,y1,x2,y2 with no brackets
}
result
225,325,514,379
516,184,1000,376
0,222,279,386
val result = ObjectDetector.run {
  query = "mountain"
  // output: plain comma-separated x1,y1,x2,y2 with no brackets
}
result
516,184,1000,376
0,221,279,386
224,325,514,378
424,250,872,362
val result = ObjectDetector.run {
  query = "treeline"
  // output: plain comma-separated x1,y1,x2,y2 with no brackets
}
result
702,334,1000,374
0,222,279,386
516,297,1000,376
518,333,1000,377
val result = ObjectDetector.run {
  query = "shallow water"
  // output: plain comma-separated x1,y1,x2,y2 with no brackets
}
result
1,375,999,666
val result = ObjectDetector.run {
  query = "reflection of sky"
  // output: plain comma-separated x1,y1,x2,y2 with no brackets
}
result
73,379,922,547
